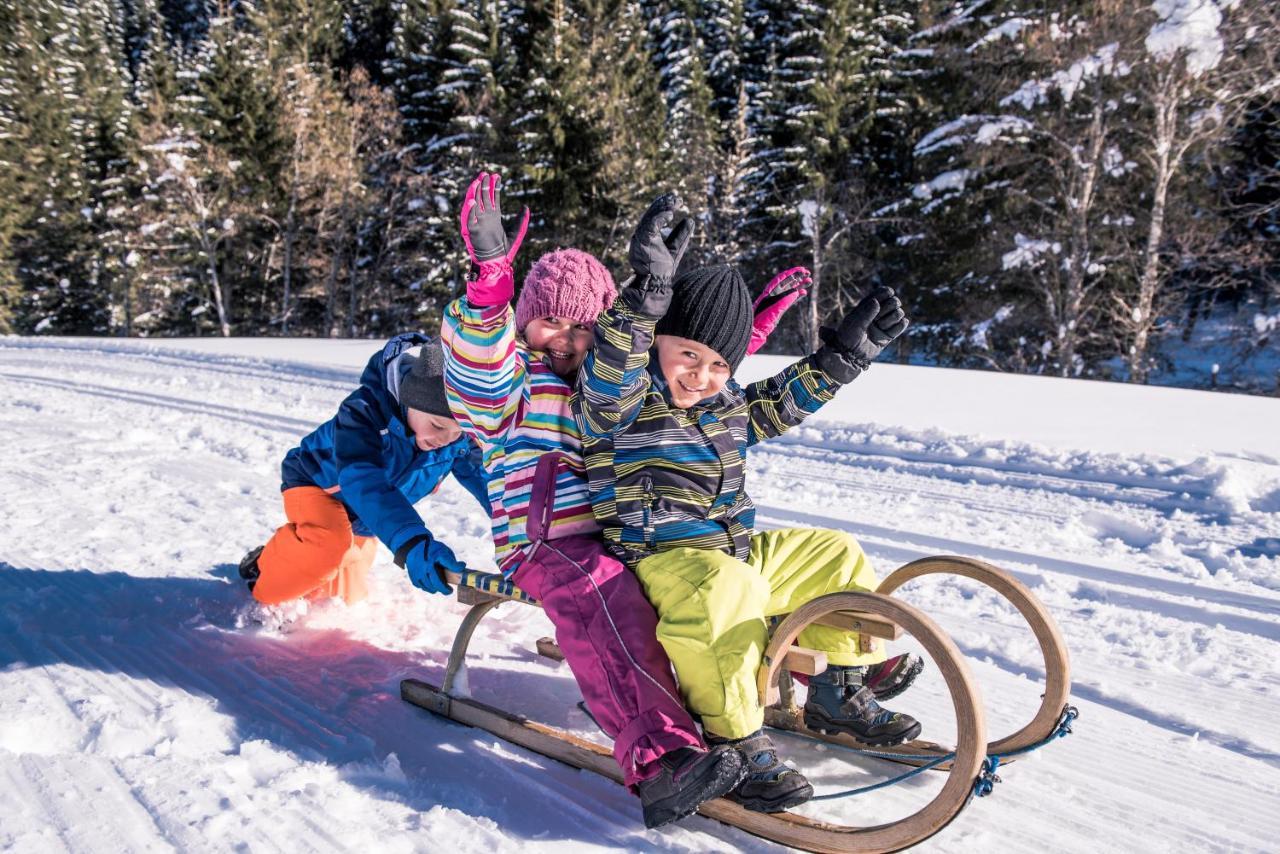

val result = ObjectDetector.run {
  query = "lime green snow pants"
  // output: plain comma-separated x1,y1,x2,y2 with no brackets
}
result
634,527,885,739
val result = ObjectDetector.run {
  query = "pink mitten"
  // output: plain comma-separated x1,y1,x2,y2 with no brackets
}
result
748,266,811,354
459,172,530,306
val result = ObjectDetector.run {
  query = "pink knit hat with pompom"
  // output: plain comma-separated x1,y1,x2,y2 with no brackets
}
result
515,249,617,333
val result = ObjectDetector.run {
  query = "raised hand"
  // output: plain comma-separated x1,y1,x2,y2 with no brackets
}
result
747,266,811,355
628,193,694,287
815,285,910,383
459,172,530,306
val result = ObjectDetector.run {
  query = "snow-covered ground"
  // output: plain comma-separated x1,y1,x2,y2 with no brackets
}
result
2,335,1278,853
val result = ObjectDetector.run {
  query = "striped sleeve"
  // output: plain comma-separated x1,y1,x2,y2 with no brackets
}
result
576,293,657,439
441,297,524,446
744,354,840,446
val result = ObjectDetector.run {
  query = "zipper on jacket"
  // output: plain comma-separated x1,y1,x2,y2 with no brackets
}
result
640,475,655,547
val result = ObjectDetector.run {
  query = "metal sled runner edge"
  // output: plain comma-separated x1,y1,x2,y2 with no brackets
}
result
399,556,1073,853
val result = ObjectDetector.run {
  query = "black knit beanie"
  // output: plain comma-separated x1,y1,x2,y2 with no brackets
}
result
656,265,753,371
398,343,451,417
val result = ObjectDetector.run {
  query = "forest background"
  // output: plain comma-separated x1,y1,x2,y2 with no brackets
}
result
2,0,1277,392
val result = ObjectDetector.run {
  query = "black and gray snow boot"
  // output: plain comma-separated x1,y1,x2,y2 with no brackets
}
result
637,745,746,829
238,545,264,592
804,666,922,745
863,653,924,701
708,729,813,813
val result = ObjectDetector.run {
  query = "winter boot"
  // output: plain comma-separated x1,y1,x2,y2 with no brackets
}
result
238,545,264,593
863,653,924,701
803,666,922,746
708,729,813,813
637,745,746,829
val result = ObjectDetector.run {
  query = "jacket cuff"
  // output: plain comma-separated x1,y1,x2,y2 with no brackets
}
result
621,279,672,319
393,534,432,568
812,347,871,386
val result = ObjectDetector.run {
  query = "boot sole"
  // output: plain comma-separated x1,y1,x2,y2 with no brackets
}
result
643,750,749,829
803,712,923,747
730,779,815,813
869,657,925,702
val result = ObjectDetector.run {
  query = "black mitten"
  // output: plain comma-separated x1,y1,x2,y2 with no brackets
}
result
813,286,910,383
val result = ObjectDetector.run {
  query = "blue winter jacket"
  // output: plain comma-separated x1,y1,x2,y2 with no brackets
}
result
280,333,489,557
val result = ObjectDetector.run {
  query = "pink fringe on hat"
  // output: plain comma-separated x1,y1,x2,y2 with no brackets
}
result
515,249,617,333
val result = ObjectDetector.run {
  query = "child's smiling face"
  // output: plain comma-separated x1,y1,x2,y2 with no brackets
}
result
405,407,462,451
655,335,732,409
524,315,594,378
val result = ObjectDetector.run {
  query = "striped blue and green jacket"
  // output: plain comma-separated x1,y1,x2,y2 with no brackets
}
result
573,285,844,565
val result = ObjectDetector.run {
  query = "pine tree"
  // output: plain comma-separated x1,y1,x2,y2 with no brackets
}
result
2,1,118,334
746,0,900,350
647,2,721,263
515,1,664,267
195,8,290,332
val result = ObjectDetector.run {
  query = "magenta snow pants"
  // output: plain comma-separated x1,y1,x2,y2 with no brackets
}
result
510,457,704,788
512,536,704,787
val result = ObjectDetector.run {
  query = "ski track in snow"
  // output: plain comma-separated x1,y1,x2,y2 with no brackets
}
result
2,338,1279,853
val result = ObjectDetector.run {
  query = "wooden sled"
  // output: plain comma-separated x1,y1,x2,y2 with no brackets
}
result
400,557,1072,853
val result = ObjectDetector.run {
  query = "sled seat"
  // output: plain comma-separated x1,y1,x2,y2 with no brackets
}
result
536,636,830,676
449,569,901,680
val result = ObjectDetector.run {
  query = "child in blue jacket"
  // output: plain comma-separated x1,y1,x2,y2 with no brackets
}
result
239,333,489,605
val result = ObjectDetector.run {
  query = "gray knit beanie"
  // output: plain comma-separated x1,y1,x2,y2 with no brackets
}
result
398,344,451,416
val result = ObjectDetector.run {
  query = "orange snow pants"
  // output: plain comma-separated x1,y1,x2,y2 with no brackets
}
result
252,486,378,606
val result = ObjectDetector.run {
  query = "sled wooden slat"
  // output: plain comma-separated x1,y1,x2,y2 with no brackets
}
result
402,678,623,781
811,610,902,640
783,646,828,676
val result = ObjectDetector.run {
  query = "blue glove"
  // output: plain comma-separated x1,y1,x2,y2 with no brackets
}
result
395,536,464,595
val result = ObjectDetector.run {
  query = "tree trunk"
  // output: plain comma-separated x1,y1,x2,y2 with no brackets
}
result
1060,99,1107,377
1132,74,1180,384
348,233,362,338
282,198,296,334
806,189,825,354
198,227,231,337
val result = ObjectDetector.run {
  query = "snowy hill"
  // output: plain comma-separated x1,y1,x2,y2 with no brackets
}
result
2,336,1279,853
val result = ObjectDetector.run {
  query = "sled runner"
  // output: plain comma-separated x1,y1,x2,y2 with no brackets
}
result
400,555,1073,853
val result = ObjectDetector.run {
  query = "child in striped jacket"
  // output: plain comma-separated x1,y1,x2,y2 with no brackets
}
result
573,194,924,814
439,173,746,829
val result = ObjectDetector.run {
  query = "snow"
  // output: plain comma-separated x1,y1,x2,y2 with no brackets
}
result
1000,44,1120,109
3,336,1280,852
912,169,971,200
1001,233,1061,270
1146,0,1225,75
967,18,1033,53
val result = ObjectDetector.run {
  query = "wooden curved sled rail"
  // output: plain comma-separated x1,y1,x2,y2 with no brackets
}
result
756,591,987,852
877,556,1072,756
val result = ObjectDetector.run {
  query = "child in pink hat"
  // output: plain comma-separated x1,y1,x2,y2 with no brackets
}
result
438,172,746,829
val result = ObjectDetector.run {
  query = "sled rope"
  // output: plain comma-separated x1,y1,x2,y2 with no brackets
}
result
809,704,1078,802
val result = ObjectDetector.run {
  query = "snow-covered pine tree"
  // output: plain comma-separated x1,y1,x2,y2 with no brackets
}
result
689,0,762,264
645,2,722,263
515,0,664,264
747,0,902,351
2,0,119,334
73,0,140,337
339,0,398,83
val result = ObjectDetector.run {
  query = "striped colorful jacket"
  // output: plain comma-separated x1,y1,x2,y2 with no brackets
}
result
573,286,843,565
441,298,600,573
